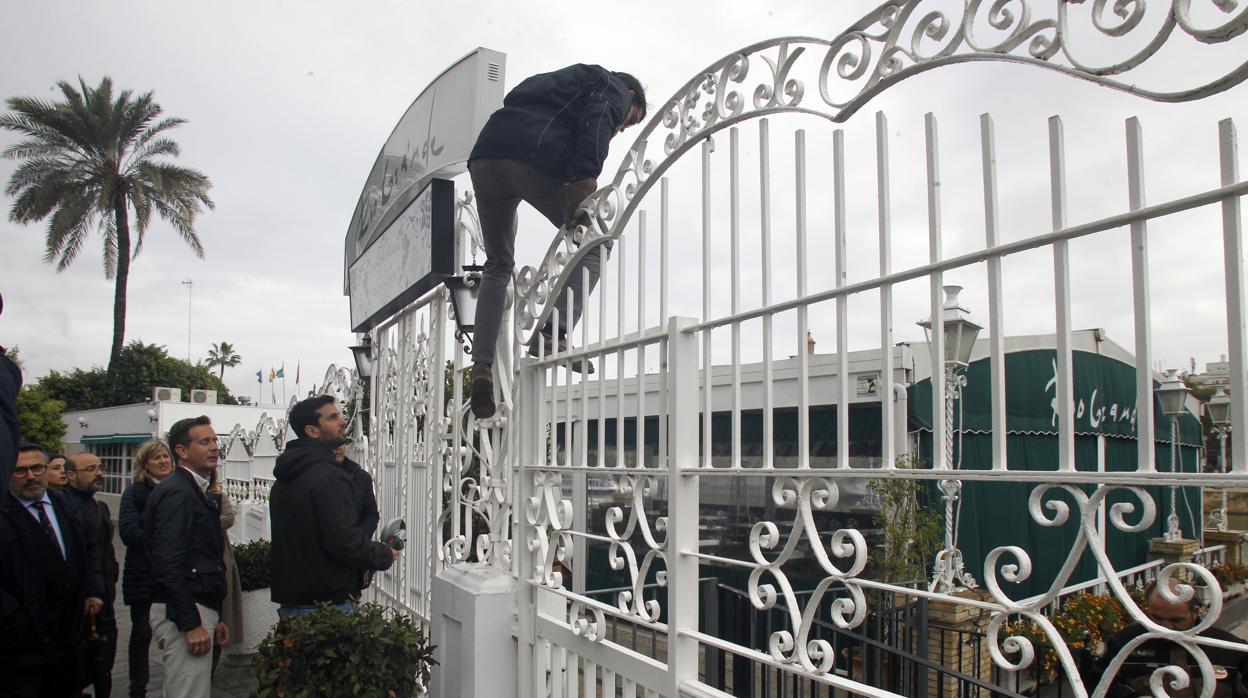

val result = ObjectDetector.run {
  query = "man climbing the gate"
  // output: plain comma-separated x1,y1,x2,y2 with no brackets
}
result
467,63,647,419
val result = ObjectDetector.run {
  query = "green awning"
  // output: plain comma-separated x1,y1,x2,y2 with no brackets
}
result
81,433,151,445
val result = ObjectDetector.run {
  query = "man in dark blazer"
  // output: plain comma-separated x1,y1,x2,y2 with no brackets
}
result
0,443,104,697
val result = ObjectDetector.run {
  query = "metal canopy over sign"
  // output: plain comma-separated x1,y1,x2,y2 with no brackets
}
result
343,47,505,329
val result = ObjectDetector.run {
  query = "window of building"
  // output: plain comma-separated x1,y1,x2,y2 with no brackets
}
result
88,443,134,495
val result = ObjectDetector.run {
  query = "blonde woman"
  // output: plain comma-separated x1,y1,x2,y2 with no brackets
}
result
208,468,243,672
117,439,174,697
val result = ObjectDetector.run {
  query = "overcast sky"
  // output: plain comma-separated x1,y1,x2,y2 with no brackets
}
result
2,0,1246,404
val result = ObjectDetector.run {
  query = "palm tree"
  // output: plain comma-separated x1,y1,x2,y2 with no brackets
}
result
2,77,214,373
205,341,242,380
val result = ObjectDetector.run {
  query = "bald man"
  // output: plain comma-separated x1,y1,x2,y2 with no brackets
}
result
67,453,120,697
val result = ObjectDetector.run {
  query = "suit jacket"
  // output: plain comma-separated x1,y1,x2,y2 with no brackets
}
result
0,488,104,668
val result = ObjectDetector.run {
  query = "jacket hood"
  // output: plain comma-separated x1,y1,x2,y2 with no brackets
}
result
273,439,334,482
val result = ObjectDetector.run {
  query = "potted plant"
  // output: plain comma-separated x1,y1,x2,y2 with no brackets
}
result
232,538,280,654
1208,562,1248,598
254,602,436,697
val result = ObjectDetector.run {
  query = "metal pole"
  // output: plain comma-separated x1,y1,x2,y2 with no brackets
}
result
1166,414,1183,541
1220,428,1230,531
181,279,193,362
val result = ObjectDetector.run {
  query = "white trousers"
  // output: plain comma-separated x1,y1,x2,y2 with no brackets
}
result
150,602,218,698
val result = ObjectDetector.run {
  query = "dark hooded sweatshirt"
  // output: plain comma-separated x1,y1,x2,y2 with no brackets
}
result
269,439,394,605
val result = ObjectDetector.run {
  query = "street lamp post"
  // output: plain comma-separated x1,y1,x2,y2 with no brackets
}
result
919,285,983,594
1156,369,1191,542
1208,388,1232,532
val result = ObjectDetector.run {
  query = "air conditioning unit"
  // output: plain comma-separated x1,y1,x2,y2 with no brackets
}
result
190,389,218,405
153,387,182,403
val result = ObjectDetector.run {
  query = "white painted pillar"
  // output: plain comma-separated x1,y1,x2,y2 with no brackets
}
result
430,564,518,698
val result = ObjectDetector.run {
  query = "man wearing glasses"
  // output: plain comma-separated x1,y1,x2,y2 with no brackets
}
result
145,416,230,698
66,453,119,698
0,443,105,697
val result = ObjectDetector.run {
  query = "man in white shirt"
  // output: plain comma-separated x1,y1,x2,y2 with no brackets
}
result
144,417,229,698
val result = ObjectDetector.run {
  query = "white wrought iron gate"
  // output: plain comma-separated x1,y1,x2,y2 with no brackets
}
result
488,2,1248,697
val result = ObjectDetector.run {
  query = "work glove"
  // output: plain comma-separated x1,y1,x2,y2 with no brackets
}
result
563,178,597,228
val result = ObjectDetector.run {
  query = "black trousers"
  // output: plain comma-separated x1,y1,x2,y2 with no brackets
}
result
1,649,81,698
127,602,152,697
80,609,118,698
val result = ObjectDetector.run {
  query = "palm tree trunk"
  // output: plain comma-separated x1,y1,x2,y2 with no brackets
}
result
219,364,225,380
108,187,131,374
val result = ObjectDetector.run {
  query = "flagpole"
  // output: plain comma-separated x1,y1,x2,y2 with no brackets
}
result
282,362,287,405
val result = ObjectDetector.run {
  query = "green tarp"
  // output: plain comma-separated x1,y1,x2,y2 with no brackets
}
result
911,349,1204,598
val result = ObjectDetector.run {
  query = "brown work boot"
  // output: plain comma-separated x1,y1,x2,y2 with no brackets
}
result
470,361,495,419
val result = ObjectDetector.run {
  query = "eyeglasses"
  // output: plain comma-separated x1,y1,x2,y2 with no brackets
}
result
14,464,48,477
72,464,102,474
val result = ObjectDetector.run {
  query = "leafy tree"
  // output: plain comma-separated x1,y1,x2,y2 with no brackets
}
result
3,346,20,369
16,384,66,452
205,341,242,380
1,76,214,373
38,340,235,410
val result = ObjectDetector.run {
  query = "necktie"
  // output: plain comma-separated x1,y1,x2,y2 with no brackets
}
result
33,500,65,559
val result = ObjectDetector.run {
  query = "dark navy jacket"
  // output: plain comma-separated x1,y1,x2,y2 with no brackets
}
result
469,64,633,182
0,488,105,669
144,467,226,631
118,478,157,605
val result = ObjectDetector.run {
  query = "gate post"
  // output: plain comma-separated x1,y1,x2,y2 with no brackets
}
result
515,359,542,698
666,316,700,696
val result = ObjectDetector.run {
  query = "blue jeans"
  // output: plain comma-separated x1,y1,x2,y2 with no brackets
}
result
277,602,355,618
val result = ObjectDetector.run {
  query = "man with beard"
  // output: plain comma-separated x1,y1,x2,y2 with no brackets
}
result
1,443,104,697
270,396,396,616
65,452,119,697
145,417,229,698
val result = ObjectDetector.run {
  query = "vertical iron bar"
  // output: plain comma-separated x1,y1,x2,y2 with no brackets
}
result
925,113,948,470
1050,116,1076,472
638,221,647,468
702,138,715,469
834,128,850,470
796,129,810,469
617,239,627,469
760,119,775,469
732,127,743,469
877,111,896,470
1220,119,1247,472
1126,117,1155,472
980,113,1008,471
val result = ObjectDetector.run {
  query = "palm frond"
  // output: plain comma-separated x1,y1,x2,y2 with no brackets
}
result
133,117,186,150
43,193,97,271
124,137,179,173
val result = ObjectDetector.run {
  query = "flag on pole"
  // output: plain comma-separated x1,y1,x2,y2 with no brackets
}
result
276,366,285,379
256,369,262,384
295,362,300,384
270,367,276,381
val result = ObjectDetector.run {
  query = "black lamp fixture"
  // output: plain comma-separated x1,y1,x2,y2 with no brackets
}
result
918,285,983,368
444,264,484,351
349,334,374,380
